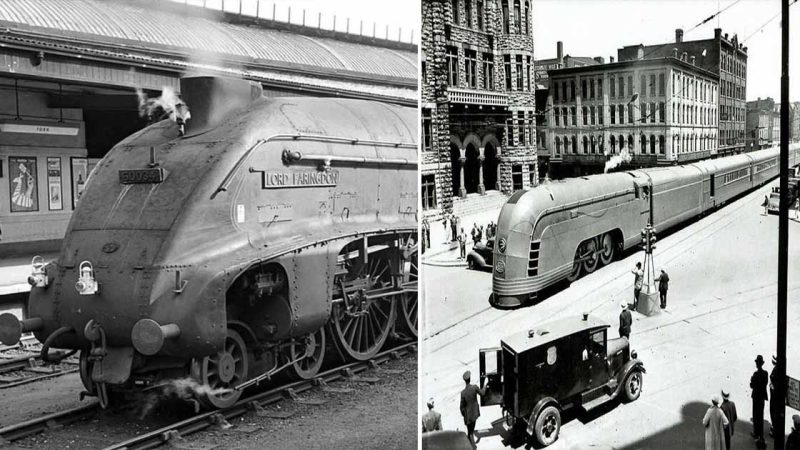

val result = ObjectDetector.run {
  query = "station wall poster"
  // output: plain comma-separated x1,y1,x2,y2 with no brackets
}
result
47,157,63,211
8,156,38,213
70,157,88,210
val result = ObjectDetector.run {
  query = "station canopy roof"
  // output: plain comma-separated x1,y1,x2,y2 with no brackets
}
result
0,0,417,102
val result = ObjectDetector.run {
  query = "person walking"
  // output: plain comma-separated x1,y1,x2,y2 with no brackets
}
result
720,389,738,450
655,269,670,309
458,228,468,260
786,415,800,450
703,396,729,450
619,302,632,339
631,262,644,309
460,371,485,449
421,397,442,433
751,355,769,443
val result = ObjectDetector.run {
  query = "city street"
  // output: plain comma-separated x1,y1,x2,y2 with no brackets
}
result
420,178,800,449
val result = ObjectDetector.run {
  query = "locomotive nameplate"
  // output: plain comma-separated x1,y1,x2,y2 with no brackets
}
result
258,170,339,189
119,168,166,184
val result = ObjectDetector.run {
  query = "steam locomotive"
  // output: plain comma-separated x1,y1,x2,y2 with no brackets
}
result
0,76,418,409
491,143,800,308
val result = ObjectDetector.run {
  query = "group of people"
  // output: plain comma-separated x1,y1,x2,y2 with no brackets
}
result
702,390,738,450
749,354,800,449
619,264,670,340
421,370,485,449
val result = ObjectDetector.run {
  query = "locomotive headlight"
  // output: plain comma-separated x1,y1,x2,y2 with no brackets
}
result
28,256,48,288
498,238,507,253
75,261,99,295
495,260,506,274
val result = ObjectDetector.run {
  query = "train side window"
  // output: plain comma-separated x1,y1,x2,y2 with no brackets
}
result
710,175,715,197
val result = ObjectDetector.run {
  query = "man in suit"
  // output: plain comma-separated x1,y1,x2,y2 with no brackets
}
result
655,269,670,309
720,389,738,450
770,355,780,438
631,262,644,309
460,370,485,449
421,397,442,433
751,355,769,443
619,302,632,339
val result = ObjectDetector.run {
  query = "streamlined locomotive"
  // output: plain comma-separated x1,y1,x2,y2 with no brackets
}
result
492,144,800,308
0,76,418,409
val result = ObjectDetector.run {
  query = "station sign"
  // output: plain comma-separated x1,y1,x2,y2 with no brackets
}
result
787,375,800,411
0,123,79,136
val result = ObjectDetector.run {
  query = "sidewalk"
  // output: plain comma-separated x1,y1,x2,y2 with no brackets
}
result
422,207,504,267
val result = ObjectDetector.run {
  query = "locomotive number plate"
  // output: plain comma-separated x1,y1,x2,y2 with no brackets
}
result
119,168,166,184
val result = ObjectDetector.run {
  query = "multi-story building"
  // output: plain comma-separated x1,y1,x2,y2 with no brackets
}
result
745,98,772,150
791,102,800,142
618,28,747,156
421,0,537,216
772,103,782,145
546,55,719,177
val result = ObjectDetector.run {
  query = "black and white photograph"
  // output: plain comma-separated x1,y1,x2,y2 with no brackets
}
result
0,1,418,449
420,0,800,449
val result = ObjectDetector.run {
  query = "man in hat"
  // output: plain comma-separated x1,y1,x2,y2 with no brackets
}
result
619,302,632,340
655,269,670,309
458,228,468,260
703,395,729,450
421,397,442,433
786,415,800,450
460,370,486,449
720,389,738,450
750,355,769,442
770,355,780,438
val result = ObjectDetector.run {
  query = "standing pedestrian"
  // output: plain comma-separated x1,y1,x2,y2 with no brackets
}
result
618,302,632,339
655,269,670,309
786,415,800,450
703,396,729,450
421,397,442,433
770,355,780,438
460,370,485,449
422,218,431,250
763,194,769,215
451,215,458,242
471,223,479,246
458,228,468,260
478,225,484,243
720,389,738,450
487,221,494,239
442,214,449,233
751,355,769,443
631,262,644,308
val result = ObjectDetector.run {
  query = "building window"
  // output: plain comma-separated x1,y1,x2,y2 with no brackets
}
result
476,0,484,29
641,102,646,123
554,108,560,126
572,136,578,154
482,53,494,90
640,134,646,154
590,106,596,125
659,73,665,96
659,102,665,123
504,55,512,90
627,135,633,151
610,77,616,97
650,102,656,123
509,112,516,146
562,107,568,127
627,104,633,123
598,79,603,97
446,46,459,86
452,0,459,25
528,163,536,186
649,75,656,96
502,0,509,33
650,135,656,154
516,55,523,90
583,136,589,153
422,108,432,151
512,164,524,190
581,79,587,99
570,80,575,100
513,0,521,32
618,104,625,124
640,75,646,98
590,79,595,99
571,107,576,126
465,0,472,27
619,77,624,99
659,135,665,154
527,56,532,91
598,105,603,124
610,135,616,153
610,105,616,125
422,59,427,85
627,76,633,97
555,136,562,154
561,82,567,101
591,135,597,153
553,81,559,102
582,106,588,125
422,174,436,210
524,1,530,35
465,50,477,88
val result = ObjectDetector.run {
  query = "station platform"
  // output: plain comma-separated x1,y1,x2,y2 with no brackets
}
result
0,253,57,297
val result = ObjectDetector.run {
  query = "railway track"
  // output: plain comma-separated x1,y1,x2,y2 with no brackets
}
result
0,350,77,389
0,341,416,448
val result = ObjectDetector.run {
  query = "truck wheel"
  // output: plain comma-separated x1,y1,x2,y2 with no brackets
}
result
533,405,561,447
624,370,643,402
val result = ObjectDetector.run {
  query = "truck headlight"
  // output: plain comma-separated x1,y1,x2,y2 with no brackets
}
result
498,238,507,253
495,260,506,274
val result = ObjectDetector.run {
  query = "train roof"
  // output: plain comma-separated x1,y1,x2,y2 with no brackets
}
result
688,153,753,173
502,314,609,354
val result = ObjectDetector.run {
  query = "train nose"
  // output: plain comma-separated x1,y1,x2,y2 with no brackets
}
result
490,294,527,309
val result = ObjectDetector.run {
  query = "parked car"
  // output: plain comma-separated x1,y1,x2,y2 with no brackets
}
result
466,238,494,271
767,190,781,214
479,314,645,447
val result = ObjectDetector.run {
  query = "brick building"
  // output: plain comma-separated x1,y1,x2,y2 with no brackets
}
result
745,98,773,151
545,56,719,177
618,28,747,156
421,0,537,217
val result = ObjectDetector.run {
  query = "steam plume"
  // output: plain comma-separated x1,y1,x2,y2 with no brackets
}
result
604,147,633,173
136,86,191,124
134,377,233,419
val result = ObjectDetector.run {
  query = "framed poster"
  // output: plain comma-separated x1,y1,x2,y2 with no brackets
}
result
9,157,38,213
47,157,63,211
70,157,88,210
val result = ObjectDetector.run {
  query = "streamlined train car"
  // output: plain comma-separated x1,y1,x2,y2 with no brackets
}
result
491,144,800,308
0,76,418,409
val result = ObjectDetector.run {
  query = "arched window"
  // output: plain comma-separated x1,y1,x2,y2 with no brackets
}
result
640,134,647,154
465,0,472,27
649,102,656,123
628,103,633,123
572,136,578,154
659,102,665,123
502,0,509,33
583,136,589,153
628,135,634,151
554,108,560,126
524,1,530,35
590,106,596,125
513,0,521,32
477,0,484,29
582,106,588,125
650,135,656,154
619,134,625,150
452,0,459,24
562,107,568,127
591,135,596,154
610,135,616,154
564,135,570,153
659,135,665,154
555,136,562,154
571,106,577,126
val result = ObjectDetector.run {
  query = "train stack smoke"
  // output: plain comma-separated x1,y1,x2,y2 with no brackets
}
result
136,86,191,125
604,148,632,173
134,377,232,419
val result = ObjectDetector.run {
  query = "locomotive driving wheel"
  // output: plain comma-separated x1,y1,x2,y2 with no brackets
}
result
288,328,326,379
579,237,600,274
191,328,249,409
397,235,418,339
599,233,616,265
565,254,582,282
329,250,397,361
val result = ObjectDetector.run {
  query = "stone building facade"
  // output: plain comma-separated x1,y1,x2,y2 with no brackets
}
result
546,57,719,177
618,28,747,156
421,0,537,216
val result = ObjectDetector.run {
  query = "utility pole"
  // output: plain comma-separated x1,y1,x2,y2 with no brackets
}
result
776,0,789,448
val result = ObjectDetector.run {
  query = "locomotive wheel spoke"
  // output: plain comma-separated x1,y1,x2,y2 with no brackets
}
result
599,233,616,265
582,238,600,274
288,328,326,380
191,328,249,409
396,238,418,338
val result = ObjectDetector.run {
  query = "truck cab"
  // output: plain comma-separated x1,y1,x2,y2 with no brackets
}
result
479,314,645,447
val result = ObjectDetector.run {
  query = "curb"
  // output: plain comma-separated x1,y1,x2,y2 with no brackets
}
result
421,258,467,268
